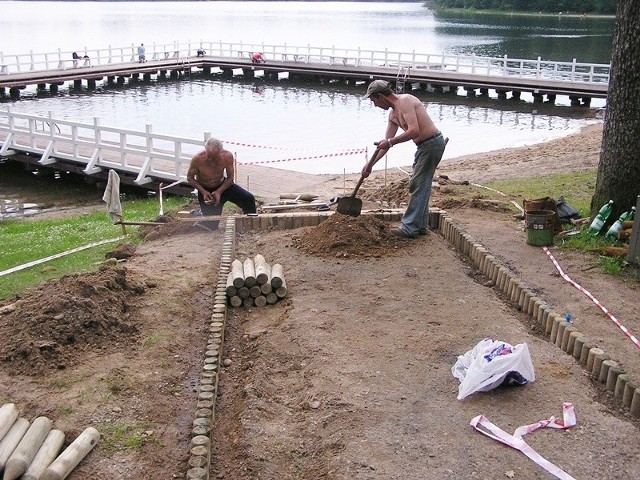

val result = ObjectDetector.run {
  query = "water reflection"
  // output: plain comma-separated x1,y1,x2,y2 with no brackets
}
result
434,11,613,63
3,72,602,174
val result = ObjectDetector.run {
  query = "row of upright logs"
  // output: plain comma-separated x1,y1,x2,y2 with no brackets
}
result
226,254,287,307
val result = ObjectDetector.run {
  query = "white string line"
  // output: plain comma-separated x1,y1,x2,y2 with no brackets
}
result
0,236,127,278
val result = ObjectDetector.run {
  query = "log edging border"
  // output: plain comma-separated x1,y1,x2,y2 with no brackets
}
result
436,210,640,420
186,207,640,479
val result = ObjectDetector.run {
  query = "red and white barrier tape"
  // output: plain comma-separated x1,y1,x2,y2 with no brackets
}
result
470,403,577,480
542,246,640,349
222,138,365,153
238,148,367,165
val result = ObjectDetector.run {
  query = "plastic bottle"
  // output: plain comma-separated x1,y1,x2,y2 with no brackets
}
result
588,200,614,235
605,206,636,239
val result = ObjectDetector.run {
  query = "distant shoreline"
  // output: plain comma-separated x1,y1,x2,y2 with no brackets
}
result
430,7,615,20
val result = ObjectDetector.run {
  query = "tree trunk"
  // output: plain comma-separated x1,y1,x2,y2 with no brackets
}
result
592,1,640,221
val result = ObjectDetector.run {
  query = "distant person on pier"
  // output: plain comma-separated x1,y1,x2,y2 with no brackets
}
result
187,137,257,227
361,79,446,238
137,43,146,63
251,52,265,64
72,51,90,67
196,48,206,57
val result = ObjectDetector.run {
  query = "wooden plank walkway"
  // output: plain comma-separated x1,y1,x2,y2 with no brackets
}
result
1,55,608,103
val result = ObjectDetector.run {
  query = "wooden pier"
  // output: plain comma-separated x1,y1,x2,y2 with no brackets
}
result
0,41,610,106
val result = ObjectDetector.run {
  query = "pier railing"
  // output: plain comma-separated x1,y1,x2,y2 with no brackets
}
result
0,41,610,85
0,108,204,186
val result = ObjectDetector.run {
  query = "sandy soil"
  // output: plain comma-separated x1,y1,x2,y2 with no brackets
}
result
1,122,640,480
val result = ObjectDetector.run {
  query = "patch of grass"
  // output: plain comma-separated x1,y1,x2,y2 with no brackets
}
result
99,422,156,452
0,196,187,301
486,171,596,217
59,406,74,416
483,170,638,282
142,331,166,347
50,378,71,389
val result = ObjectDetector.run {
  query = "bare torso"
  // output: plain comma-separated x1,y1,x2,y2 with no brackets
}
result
187,149,234,190
389,94,439,143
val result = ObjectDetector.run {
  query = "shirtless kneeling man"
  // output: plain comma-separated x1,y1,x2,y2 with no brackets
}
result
187,138,257,227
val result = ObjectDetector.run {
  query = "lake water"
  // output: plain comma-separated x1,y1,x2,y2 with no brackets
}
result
0,2,614,175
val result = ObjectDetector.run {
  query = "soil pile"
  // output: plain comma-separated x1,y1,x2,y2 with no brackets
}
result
0,267,146,376
292,213,406,258
361,177,409,207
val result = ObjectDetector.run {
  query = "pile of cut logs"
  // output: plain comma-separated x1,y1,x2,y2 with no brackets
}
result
0,402,99,480
227,255,287,307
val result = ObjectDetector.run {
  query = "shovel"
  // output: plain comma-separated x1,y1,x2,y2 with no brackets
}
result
336,147,380,217
336,175,366,216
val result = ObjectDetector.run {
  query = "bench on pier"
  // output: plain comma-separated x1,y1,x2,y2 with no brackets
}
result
150,51,180,61
58,58,91,69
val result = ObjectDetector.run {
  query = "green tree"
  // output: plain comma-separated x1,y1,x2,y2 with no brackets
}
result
591,1,640,222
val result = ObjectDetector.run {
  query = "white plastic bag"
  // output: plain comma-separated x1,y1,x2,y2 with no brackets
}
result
452,338,535,400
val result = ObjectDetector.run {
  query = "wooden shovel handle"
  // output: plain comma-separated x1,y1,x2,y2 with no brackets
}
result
352,147,382,197
351,176,365,197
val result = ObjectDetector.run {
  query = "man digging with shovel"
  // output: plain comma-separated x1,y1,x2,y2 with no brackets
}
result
362,79,447,238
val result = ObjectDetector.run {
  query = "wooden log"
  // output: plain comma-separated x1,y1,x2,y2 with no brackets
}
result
40,427,100,480
242,297,254,308
231,259,245,288
266,292,279,304
237,286,250,299
0,417,30,471
276,277,288,299
253,254,269,285
229,295,242,307
249,285,262,298
22,429,65,480
254,295,267,307
0,403,19,442
225,272,237,297
279,193,318,202
4,416,53,480
260,282,273,295
270,264,284,289
243,258,257,288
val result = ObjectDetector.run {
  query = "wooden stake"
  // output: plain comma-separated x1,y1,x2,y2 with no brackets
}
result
4,416,53,480
266,292,278,304
0,418,30,471
253,254,269,285
225,272,237,297
0,403,19,442
22,430,65,480
270,264,284,289
249,285,262,298
40,427,100,480
243,258,257,288
231,259,245,288
276,278,288,299
242,297,254,308
237,287,250,299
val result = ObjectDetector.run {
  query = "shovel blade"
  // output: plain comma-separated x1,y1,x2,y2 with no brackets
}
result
336,197,362,217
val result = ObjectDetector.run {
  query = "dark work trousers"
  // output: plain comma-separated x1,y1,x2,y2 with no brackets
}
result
197,183,257,229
